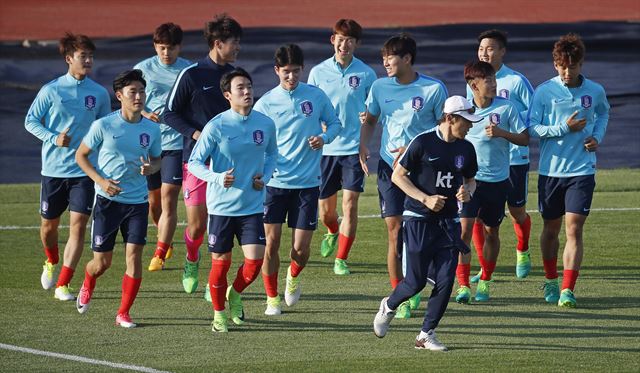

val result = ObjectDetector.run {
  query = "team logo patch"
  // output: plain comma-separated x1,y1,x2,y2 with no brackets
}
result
581,95,592,108
253,130,264,144
348,75,360,89
184,188,190,200
139,133,150,148
490,113,501,125
84,95,96,110
412,96,424,111
94,235,104,246
208,234,217,246
454,155,464,170
499,89,510,99
41,201,49,213
301,101,314,117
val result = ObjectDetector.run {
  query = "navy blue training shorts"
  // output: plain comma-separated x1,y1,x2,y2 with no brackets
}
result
207,213,266,253
319,154,365,199
538,174,595,220
40,176,94,219
91,195,149,252
263,186,320,230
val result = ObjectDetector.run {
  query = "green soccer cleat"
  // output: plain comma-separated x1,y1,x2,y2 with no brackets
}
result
409,293,421,310
284,266,301,306
204,284,212,303
455,286,471,304
516,251,531,278
394,301,411,319
320,232,338,258
542,278,560,303
333,258,350,275
475,279,491,302
226,286,245,325
182,258,200,294
470,269,482,284
558,288,577,308
211,311,228,333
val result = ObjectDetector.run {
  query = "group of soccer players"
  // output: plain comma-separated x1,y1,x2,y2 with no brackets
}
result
26,13,609,349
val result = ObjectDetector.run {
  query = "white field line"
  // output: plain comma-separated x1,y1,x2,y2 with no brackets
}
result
0,343,172,373
1,207,639,231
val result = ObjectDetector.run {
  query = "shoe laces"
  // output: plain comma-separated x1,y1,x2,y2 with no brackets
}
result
184,261,198,276
266,296,281,307
456,286,470,295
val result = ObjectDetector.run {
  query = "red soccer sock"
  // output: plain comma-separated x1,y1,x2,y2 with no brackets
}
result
561,269,580,291
184,229,203,262
472,222,486,269
336,234,355,260
325,220,339,235
514,215,532,253
290,260,304,277
209,259,231,311
154,241,170,259
44,245,59,265
232,258,264,293
456,263,471,287
480,260,496,281
543,257,558,279
56,266,74,287
262,271,279,298
83,270,98,295
117,275,142,315
390,277,401,289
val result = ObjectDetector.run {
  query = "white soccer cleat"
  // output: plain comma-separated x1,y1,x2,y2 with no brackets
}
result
41,261,57,290
264,295,282,316
54,285,76,301
373,297,395,338
76,285,91,314
284,266,301,307
115,313,137,328
415,329,448,351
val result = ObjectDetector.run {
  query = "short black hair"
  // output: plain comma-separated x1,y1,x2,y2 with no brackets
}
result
59,32,95,57
381,33,416,65
113,69,146,92
478,29,508,48
274,44,304,67
334,19,363,41
153,22,183,45
204,13,243,49
220,68,252,93
464,60,495,82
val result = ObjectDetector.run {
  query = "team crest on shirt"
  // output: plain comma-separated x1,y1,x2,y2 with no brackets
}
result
84,95,96,110
348,75,360,89
412,96,424,111
41,201,49,213
581,95,592,108
94,235,104,246
253,130,264,144
454,155,465,170
208,234,217,246
139,133,150,148
499,89,510,99
301,101,314,117
490,113,501,125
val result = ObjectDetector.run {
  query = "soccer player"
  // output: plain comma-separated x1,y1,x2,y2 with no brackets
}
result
307,19,377,275
254,44,342,315
360,34,448,318
75,69,162,328
188,68,277,332
466,29,535,281
134,23,192,271
25,33,111,301
373,95,479,351
528,33,609,308
454,61,529,303
164,14,242,294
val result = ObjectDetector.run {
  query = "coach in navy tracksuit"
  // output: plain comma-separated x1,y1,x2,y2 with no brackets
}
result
373,95,480,351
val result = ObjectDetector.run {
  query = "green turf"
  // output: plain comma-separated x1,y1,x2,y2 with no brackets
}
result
1,169,639,372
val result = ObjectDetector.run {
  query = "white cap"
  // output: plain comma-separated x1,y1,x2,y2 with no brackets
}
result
443,95,483,122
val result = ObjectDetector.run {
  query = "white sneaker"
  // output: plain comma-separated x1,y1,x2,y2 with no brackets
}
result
41,261,57,290
415,329,448,351
115,313,137,328
284,266,301,307
373,297,395,338
264,295,282,316
76,285,91,314
54,285,76,301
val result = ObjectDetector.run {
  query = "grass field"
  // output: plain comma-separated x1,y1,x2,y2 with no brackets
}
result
1,169,639,372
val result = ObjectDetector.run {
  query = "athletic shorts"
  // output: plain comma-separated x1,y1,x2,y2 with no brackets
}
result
91,195,148,252
182,162,207,207
207,213,266,254
40,176,94,219
538,175,596,220
146,150,183,190
319,154,365,199
377,159,406,218
460,179,509,227
507,163,530,208
263,186,320,230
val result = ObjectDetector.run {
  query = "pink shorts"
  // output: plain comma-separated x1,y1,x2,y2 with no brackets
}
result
182,163,207,207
